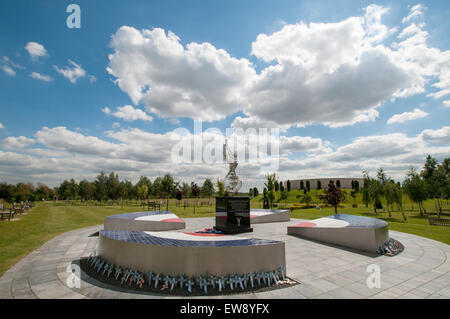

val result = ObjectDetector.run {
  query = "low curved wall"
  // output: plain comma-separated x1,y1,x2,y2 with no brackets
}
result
287,214,390,253
104,211,185,231
98,230,286,277
250,209,290,224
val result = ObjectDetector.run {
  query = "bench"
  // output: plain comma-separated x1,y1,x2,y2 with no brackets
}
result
0,208,14,221
428,216,450,227
147,201,161,211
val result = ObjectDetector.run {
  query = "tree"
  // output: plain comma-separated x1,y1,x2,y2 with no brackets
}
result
421,155,448,215
191,182,200,214
317,180,321,190
274,181,279,192
161,174,176,211
253,187,259,197
391,182,407,221
319,181,346,214
249,188,254,198
336,180,341,188
79,180,94,201
0,182,16,203
306,180,310,192
301,193,312,207
287,180,291,192
182,182,192,198
300,180,304,190
106,172,120,200
137,184,148,200
383,181,397,218
280,190,289,201
201,178,215,198
152,177,162,198
279,182,285,192
136,176,152,198
216,179,225,197
403,167,428,216
363,170,383,214
95,171,108,201
35,183,52,201
352,180,360,192
264,173,277,208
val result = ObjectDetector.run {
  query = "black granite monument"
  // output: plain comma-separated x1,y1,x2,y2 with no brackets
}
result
214,196,253,234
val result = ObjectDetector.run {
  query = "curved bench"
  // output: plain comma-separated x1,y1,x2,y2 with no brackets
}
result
104,211,185,231
98,230,286,277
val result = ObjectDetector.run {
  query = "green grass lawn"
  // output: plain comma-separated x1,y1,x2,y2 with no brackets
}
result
0,198,449,278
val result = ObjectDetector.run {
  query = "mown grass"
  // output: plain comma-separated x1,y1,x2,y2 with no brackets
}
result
0,197,448,277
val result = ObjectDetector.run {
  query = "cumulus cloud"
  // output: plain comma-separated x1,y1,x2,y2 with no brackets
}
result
387,108,429,124
35,127,118,155
3,136,35,149
420,126,450,144
107,26,256,121
110,105,153,122
1,125,448,188
54,60,86,83
0,123,4,129
106,5,448,129
29,72,53,82
25,42,48,60
102,107,111,114
402,4,427,24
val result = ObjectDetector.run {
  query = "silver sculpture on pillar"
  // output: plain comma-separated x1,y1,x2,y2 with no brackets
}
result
223,139,242,194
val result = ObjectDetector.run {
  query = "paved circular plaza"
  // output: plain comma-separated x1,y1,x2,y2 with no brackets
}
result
0,217,449,299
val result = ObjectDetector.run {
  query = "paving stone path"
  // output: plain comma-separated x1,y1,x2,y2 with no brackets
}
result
0,218,449,299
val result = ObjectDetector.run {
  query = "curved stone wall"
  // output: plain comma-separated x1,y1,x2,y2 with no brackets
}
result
104,211,185,231
250,209,290,224
98,230,286,277
287,214,391,254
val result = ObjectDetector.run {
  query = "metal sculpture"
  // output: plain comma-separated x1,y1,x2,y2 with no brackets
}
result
223,139,242,193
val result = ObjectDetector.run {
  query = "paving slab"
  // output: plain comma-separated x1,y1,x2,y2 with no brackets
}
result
0,218,448,299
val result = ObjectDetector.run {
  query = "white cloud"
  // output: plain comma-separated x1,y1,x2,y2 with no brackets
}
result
1,65,15,76
29,72,53,82
111,105,153,122
107,26,256,121
25,42,48,60
88,75,96,83
54,60,86,83
420,126,450,144
387,108,429,124
104,6,449,129
444,100,450,108
2,125,448,187
0,123,4,129
102,107,111,114
112,122,120,128
402,4,427,24
3,136,35,149
2,56,24,70
35,127,118,155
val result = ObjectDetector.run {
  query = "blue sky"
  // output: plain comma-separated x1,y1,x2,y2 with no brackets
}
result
0,0,449,189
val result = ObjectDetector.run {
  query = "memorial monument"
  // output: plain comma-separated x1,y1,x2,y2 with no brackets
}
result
214,139,253,234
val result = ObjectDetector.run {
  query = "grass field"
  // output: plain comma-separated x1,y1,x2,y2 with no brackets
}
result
0,194,449,278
